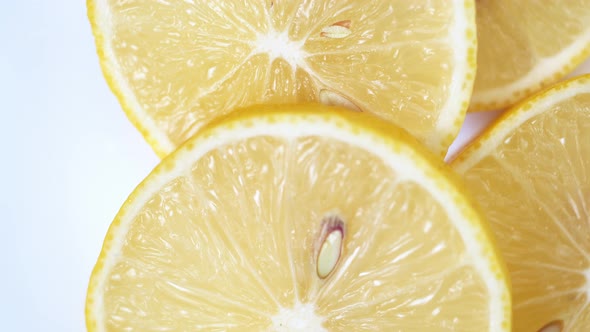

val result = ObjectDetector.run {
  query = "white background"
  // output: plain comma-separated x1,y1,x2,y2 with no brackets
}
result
1,1,589,331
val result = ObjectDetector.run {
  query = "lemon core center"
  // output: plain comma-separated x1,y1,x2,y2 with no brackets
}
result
255,31,305,68
271,301,326,332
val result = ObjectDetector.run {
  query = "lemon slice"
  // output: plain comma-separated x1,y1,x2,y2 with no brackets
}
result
86,104,509,331
87,0,477,157
453,75,590,331
471,1,590,111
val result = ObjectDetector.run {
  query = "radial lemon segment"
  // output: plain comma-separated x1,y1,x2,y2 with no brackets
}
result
471,1,590,111
89,0,475,156
305,43,455,133
505,2,589,58
88,106,509,331
473,3,533,90
105,176,280,326
453,76,590,331
313,183,490,330
322,267,489,330
173,56,318,144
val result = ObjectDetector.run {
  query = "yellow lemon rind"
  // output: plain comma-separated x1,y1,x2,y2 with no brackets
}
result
453,73,590,170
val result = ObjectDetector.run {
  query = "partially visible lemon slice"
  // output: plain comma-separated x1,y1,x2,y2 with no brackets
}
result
453,75,590,331
86,104,510,331
87,0,477,157
471,1,590,112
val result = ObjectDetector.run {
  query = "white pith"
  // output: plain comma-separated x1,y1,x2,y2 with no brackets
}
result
425,0,474,151
88,114,508,331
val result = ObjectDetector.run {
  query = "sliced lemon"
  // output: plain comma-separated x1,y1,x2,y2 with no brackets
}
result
86,104,509,331
471,1,590,112
87,0,477,157
453,74,590,331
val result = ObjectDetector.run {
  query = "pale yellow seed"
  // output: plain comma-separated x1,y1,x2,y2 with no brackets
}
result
320,25,351,38
319,89,362,112
317,229,343,278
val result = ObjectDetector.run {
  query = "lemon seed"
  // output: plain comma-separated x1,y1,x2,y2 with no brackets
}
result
319,89,362,112
316,216,345,279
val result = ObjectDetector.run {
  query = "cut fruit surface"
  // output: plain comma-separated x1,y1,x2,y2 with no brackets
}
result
87,0,477,157
453,75,590,331
86,104,510,331
471,1,590,112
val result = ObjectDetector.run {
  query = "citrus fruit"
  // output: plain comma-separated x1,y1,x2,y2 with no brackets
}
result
452,74,590,331
470,1,590,112
86,104,510,331
87,0,477,157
